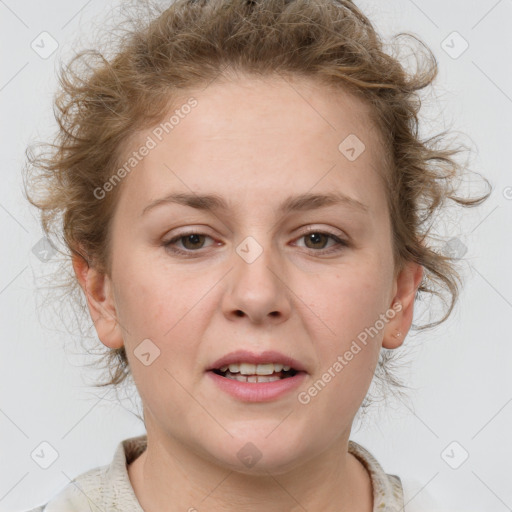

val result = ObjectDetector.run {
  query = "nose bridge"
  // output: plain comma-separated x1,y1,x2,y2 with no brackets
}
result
233,231,280,288
224,228,291,321
229,204,278,268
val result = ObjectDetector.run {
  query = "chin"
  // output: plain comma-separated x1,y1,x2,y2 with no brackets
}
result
202,431,311,476
219,450,307,476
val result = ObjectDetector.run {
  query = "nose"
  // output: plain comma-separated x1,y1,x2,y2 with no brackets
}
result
221,236,292,325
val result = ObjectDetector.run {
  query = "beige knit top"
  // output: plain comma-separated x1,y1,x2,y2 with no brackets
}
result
25,435,405,511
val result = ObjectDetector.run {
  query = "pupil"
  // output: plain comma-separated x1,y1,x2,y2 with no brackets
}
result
307,233,325,248
184,234,203,249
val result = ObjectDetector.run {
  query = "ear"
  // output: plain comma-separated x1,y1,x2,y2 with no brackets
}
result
382,260,423,349
71,251,124,350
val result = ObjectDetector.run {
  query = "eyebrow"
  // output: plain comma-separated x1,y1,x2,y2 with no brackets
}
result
140,191,369,217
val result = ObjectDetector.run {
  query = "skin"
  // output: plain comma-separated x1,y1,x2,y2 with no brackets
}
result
73,74,423,512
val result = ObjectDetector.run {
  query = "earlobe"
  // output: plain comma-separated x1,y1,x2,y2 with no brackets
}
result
382,261,423,349
71,252,125,350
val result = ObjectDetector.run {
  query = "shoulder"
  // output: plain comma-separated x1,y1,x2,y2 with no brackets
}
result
399,476,440,512
22,435,147,512
349,440,405,510
348,440,440,511
21,464,109,512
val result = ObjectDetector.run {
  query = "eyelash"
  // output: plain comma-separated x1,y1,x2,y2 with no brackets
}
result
163,227,349,256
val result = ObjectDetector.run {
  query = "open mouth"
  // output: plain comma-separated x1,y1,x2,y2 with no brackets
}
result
212,368,299,382
206,359,307,401
211,363,299,383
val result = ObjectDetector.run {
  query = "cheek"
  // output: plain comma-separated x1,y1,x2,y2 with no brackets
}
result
112,246,197,334
299,258,391,405
301,261,391,340
113,255,213,377
298,268,387,429
114,263,208,417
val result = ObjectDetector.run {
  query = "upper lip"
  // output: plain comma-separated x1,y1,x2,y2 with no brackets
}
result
207,349,307,373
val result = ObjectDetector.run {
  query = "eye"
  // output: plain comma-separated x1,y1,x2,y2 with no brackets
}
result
293,228,349,254
163,231,216,255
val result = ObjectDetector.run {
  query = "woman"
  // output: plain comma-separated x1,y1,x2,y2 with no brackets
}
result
22,0,491,510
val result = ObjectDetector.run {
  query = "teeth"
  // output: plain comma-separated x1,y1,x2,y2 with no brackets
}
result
256,375,278,383
224,373,282,383
239,363,257,375
222,363,293,375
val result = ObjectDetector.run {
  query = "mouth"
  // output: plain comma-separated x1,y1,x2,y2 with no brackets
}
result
211,362,300,383
206,350,307,402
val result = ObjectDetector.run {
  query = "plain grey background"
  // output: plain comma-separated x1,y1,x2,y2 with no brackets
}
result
1,1,511,511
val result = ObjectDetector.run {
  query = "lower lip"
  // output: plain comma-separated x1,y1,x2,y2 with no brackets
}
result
206,371,307,402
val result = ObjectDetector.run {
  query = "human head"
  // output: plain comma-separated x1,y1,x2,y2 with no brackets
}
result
24,0,491,412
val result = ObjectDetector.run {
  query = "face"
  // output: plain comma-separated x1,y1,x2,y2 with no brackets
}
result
77,74,422,474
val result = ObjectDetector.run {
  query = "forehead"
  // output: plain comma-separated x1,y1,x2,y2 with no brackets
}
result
116,75,389,216
171,74,383,155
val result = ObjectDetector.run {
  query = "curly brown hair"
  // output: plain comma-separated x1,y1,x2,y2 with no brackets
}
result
23,0,491,410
